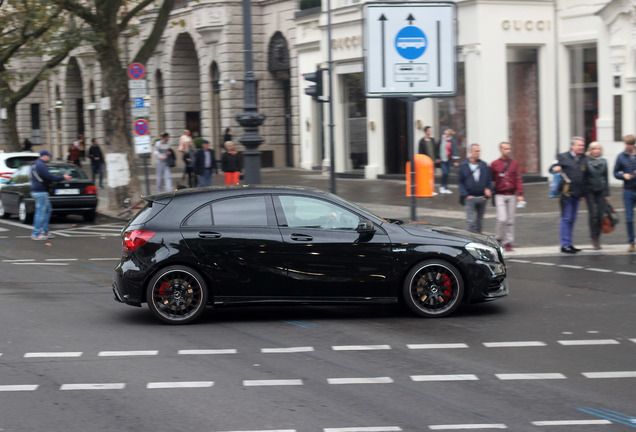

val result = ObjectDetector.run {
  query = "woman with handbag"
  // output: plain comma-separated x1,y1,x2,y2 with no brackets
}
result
584,142,610,249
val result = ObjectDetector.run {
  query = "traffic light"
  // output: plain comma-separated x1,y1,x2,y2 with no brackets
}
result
303,68,324,101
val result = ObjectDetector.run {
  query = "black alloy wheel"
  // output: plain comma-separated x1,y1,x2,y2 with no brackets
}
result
146,265,209,324
403,259,464,317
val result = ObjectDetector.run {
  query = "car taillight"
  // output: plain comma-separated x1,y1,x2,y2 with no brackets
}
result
84,185,97,195
0,172,12,179
123,230,155,252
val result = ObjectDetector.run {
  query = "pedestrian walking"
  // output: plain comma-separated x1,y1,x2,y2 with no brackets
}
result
418,126,438,161
222,127,233,150
182,138,197,188
194,140,217,187
613,134,636,252
221,141,242,185
30,150,71,240
178,129,193,153
550,136,587,253
154,132,173,193
22,138,33,152
67,141,81,166
491,141,524,252
438,129,460,194
584,142,610,250
458,144,492,234
88,138,105,188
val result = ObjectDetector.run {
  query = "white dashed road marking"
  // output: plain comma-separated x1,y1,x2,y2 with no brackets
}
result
178,349,238,355
243,379,303,386
495,373,567,380
582,371,636,378
428,424,508,430
147,381,214,389
324,428,402,432
558,339,619,346
410,375,479,382
98,350,158,357
261,347,314,353
60,383,125,390
24,352,82,358
531,420,612,426
482,341,546,348
331,345,391,351
0,385,39,392
327,377,394,385
407,343,469,349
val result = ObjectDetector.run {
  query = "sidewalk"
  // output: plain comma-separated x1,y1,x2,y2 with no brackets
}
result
99,168,633,257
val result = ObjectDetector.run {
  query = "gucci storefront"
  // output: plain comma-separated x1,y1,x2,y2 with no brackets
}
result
296,0,633,184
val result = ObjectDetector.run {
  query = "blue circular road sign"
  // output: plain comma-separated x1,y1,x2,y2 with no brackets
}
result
395,26,427,60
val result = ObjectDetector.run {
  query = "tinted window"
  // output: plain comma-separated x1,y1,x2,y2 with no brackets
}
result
49,165,87,179
278,195,359,230
4,156,38,169
184,204,212,227
212,196,268,226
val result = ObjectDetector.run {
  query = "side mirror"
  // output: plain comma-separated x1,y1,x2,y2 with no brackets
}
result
357,218,376,233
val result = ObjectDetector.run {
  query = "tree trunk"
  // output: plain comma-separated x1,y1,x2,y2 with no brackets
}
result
5,103,21,152
99,52,142,212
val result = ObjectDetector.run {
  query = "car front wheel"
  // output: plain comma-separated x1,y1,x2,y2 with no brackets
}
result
403,259,464,318
18,200,33,224
146,265,209,324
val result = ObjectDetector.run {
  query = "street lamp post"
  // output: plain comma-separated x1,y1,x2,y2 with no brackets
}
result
236,0,266,185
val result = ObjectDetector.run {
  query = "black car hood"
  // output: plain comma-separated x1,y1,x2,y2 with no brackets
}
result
400,222,497,247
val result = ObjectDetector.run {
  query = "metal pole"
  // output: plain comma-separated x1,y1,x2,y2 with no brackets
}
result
236,0,265,184
407,96,416,221
327,0,336,194
144,154,150,195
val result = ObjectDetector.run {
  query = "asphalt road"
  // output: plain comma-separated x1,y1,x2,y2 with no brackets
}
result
0,216,635,432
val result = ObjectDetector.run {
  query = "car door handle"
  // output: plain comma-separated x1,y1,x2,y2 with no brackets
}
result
290,233,313,241
198,231,222,239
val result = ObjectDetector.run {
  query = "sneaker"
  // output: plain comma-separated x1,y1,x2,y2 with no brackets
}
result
444,188,453,194
44,233,55,239
31,235,47,240
629,243,635,253
504,243,514,252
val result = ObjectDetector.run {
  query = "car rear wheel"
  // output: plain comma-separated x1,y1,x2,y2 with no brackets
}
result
0,200,9,219
146,265,209,324
403,259,464,318
18,200,33,224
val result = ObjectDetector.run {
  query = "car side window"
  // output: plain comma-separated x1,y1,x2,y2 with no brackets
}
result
183,204,212,227
277,195,359,230
212,196,269,226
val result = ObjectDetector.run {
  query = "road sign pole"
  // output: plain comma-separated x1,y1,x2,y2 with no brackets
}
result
407,96,416,221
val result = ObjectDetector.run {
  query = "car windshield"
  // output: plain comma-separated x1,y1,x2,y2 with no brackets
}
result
48,165,88,179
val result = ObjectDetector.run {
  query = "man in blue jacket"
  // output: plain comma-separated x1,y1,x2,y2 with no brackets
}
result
458,144,493,234
31,150,71,240
614,134,636,252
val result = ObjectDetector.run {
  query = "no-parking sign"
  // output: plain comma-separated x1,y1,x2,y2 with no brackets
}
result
128,63,146,80
134,119,149,136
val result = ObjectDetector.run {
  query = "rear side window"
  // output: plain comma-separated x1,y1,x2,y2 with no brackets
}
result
212,196,269,226
130,201,165,225
4,156,38,169
49,166,87,179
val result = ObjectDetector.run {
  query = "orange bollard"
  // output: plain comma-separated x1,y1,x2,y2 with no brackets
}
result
406,154,435,197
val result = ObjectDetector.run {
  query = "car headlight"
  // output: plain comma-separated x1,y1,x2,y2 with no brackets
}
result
466,242,501,263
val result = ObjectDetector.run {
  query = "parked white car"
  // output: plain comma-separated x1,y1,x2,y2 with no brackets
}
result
0,152,39,188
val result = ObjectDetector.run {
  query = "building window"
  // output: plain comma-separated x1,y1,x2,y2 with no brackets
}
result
30,104,41,145
569,45,598,144
344,73,367,170
614,95,622,142
437,61,466,158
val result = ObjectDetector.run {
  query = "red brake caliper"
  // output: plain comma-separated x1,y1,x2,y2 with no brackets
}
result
158,281,170,297
441,274,452,300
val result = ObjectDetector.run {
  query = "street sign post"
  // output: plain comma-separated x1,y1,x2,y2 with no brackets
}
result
128,63,151,194
363,1,457,97
363,2,457,221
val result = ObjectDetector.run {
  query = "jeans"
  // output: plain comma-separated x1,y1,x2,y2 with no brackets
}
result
559,195,580,247
92,164,104,187
624,188,636,244
32,192,52,237
440,160,452,188
465,196,487,233
198,168,212,187
585,191,606,239
156,160,172,193
494,194,516,244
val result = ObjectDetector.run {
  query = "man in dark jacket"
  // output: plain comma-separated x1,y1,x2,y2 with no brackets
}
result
31,150,71,240
614,134,636,252
88,138,105,188
550,136,587,253
458,144,493,234
194,140,217,187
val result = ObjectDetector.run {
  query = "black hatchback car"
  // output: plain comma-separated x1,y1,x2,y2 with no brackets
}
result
113,186,507,324
0,162,98,223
